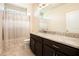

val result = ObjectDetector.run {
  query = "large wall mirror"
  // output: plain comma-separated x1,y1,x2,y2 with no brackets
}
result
36,3,79,34
66,11,79,33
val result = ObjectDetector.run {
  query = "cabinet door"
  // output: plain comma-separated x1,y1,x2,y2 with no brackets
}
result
43,45,55,56
55,51,66,56
35,41,42,56
30,38,35,54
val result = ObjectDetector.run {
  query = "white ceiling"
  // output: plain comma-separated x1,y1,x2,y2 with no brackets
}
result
12,3,31,8
10,3,63,9
39,3,65,10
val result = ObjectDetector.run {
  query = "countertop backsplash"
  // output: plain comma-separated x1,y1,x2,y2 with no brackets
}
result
39,30,79,38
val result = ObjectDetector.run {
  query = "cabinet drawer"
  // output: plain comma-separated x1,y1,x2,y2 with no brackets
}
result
30,34,42,43
44,39,79,56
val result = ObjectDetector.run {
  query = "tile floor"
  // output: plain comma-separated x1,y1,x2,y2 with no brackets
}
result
2,38,35,56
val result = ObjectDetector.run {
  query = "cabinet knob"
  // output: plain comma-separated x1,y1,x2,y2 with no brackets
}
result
52,45,59,48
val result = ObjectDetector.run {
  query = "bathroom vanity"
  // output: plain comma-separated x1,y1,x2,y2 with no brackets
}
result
30,3,79,56
30,32,79,56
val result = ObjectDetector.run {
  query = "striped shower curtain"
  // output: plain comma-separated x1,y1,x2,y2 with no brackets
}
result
3,5,30,55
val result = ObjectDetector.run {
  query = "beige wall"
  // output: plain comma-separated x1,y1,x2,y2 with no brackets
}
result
30,4,39,33
48,4,79,13
47,13,66,32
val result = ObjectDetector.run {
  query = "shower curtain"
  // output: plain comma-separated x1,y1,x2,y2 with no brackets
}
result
2,4,30,55
0,4,4,55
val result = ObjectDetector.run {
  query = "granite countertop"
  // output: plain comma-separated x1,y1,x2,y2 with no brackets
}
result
31,32,79,49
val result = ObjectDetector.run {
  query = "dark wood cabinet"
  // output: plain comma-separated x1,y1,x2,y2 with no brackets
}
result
35,41,42,56
30,33,79,56
43,39,79,56
43,45,55,56
43,39,66,56
55,51,66,56
30,34,42,56
30,37,35,54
